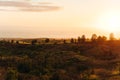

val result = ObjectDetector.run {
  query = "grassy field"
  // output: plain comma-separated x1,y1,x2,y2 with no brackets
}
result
0,39,120,80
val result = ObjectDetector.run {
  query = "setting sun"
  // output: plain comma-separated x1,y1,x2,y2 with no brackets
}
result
95,11,120,33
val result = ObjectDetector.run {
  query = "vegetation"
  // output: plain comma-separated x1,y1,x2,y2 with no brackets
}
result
0,33,120,80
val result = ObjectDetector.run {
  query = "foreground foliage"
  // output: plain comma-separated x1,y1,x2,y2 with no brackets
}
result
0,40,119,80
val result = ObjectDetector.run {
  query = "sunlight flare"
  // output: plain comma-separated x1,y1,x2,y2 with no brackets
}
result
95,11,120,33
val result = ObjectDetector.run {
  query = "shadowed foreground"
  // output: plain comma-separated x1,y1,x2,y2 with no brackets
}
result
0,38,120,80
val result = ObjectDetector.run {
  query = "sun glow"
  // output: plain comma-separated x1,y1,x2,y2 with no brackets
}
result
95,11,120,33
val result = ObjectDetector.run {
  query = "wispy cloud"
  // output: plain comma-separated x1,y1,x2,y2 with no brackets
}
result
0,0,60,12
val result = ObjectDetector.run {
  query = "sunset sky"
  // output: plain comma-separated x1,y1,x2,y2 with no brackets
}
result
1,0,120,38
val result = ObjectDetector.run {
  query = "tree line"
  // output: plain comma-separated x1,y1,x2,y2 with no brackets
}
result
0,33,117,45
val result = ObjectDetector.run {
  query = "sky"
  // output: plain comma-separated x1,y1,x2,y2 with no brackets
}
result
1,0,120,38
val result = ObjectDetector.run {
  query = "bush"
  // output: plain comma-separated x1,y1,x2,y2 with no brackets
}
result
5,68,18,80
17,62,31,73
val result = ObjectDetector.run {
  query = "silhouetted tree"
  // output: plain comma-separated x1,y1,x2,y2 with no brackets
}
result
78,36,81,43
16,41,19,44
97,36,107,43
102,36,107,41
45,38,50,43
63,40,66,44
97,36,102,43
91,34,97,42
70,38,74,43
81,35,86,43
31,39,37,45
11,40,14,43
109,33,115,41
74,39,77,43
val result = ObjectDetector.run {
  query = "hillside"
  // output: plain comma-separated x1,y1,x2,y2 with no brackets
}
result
0,41,119,80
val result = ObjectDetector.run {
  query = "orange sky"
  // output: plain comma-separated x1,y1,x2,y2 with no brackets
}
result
0,0,120,38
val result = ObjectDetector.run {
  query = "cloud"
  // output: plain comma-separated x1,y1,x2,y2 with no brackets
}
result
0,0,60,12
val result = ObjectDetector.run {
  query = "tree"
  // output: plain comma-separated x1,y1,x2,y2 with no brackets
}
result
11,40,14,43
45,38,50,43
70,38,74,43
109,33,115,41
102,36,107,41
16,41,19,44
31,39,37,45
81,35,86,43
91,34,97,42
97,36,102,43
77,36,81,43
97,36,107,44
63,40,66,44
